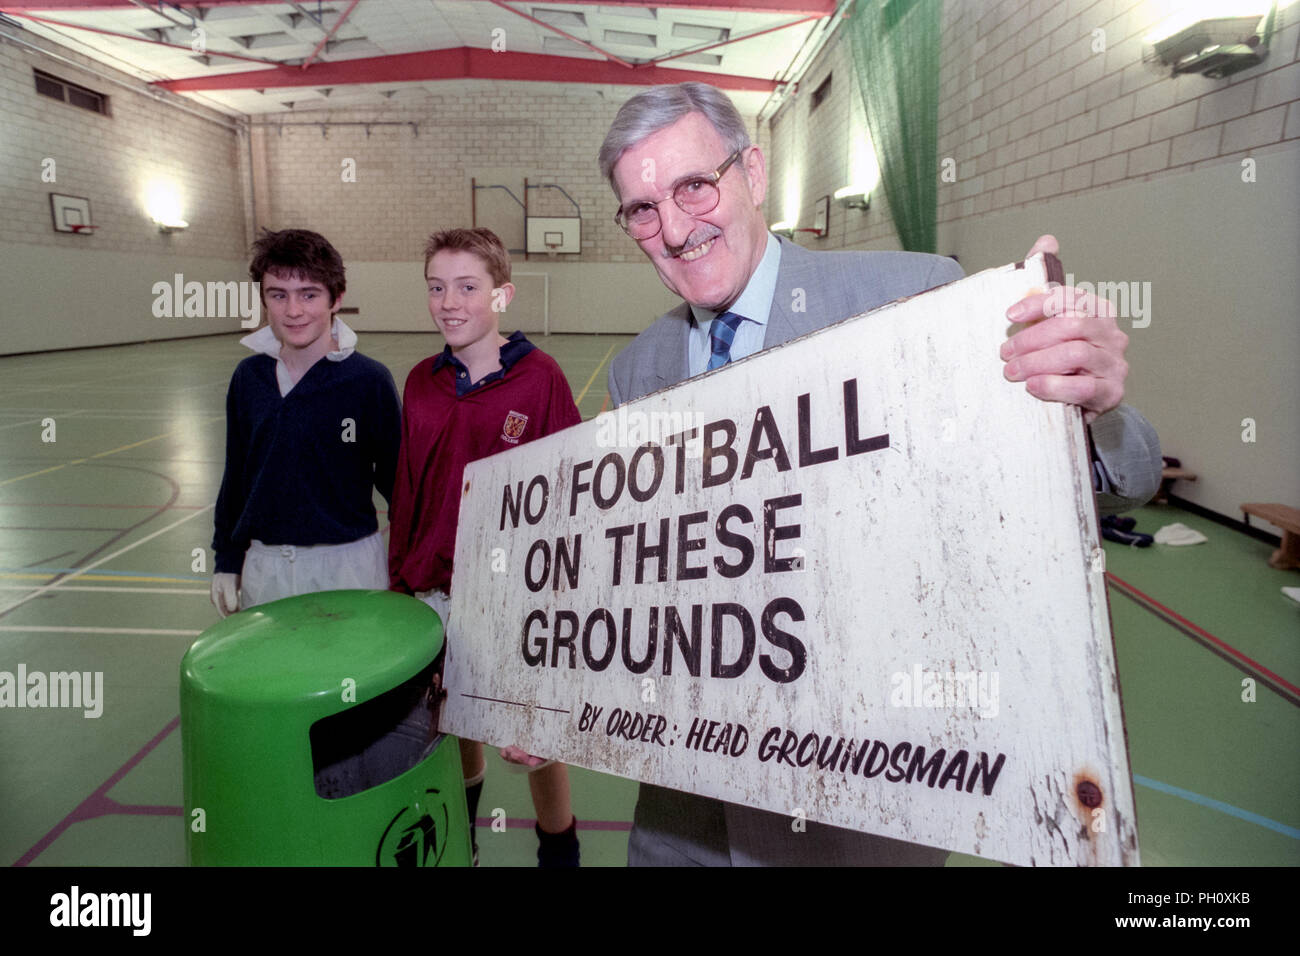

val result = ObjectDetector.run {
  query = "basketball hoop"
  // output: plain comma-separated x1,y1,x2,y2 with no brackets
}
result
68,224,99,235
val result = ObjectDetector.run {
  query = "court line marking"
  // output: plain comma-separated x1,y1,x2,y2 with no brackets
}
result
13,712,632,865
0,408,95,416
14,716,181,867
0,415,223,488
0,411,218,420
1105,571,1299,706
0,502,210,510
0,505,213,617
10,385,222,394
0,570,206,584
0,626,202,635
1133,774,1300,840
0,585,207,595
0,415,71,433
0,462,73,486
1,526,128,532
24,551,73,568
474,816,631,832
574,343,617,406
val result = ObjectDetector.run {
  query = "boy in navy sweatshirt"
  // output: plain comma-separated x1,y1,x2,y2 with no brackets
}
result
388,227,582,866
212,229,401,615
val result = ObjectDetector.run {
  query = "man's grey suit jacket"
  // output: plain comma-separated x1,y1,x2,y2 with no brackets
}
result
605,237,1161,865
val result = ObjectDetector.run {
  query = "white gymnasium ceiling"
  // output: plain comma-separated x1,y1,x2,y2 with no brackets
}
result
1,1,841,115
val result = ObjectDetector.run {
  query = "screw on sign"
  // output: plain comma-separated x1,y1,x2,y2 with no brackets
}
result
1071,768,1106,817
1069,771,1117,853
1076,780,1103,808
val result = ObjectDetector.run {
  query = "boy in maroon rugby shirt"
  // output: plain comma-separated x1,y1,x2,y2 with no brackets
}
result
388,227,581,867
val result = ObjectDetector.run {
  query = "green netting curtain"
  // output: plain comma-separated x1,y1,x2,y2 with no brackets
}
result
846,0,942,253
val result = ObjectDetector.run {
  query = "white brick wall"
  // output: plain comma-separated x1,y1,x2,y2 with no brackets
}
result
0,32,246,259
254,84,763,263
764,30,903,251
768,0,1300,249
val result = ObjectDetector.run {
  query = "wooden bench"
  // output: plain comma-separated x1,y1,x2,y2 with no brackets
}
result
1241,503,1300,570
1155,466,1196,504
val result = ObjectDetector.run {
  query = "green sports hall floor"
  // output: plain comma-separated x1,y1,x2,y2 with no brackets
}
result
1,332,1296,868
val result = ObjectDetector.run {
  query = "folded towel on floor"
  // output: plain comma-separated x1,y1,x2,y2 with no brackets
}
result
1154,523,1208,546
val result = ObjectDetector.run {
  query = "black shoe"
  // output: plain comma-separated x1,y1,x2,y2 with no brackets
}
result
1101,525,1153,547
1101,514,1137,532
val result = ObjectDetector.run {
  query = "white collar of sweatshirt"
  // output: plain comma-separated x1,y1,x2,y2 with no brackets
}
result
240,317,357,396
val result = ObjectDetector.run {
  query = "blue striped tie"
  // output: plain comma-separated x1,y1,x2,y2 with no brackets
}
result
707,311,747,371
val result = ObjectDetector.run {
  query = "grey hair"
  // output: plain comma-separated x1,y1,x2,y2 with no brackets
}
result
598,82,752,194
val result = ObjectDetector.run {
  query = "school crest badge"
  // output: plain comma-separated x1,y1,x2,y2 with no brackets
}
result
501,410,529,444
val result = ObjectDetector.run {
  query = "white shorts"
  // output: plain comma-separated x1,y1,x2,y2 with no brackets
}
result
240,530,387,610
414,588,457,654
414,588,451,623
417,588,553,771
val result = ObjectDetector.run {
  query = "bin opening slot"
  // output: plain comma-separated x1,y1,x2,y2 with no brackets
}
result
310,654,446,800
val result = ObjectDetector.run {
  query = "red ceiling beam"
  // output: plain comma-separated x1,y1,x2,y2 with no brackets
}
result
301,0,357,69
151,46,780,92
1,0,838,13
486,0,633,69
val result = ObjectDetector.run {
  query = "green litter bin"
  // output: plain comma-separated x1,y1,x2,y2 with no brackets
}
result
181,589,471,866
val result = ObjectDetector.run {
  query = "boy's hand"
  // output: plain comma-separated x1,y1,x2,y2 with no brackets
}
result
500,745,551,770
211,573,240,618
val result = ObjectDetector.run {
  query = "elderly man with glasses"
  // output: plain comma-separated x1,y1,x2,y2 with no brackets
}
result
598,82,1161,867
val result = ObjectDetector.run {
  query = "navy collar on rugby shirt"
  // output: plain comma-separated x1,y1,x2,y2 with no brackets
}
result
432,329,536,397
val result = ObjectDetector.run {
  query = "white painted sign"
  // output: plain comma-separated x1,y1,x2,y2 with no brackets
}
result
444,255,1139,866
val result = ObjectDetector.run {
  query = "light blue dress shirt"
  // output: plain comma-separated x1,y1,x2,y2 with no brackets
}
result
687,233,782,377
